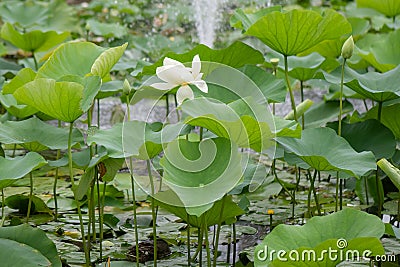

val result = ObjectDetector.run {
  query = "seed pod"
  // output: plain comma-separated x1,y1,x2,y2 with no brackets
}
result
270,58,280,68
341,36,354,59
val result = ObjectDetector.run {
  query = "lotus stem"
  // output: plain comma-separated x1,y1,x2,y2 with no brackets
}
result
364,177,369,205
0,189,5,227
191,227,203,263
232,223,237,264
300,81,305,129
309,169,321,215
32,51,38,71
284,55,298,122
26,172,33,223
338,58,346,136
147,159,157,267
165,93,170,120
69,122,90,266
376,169,382,217
100,180,106,259
53,120,62,221
335,171,339,212
187,213,191,266
126,94,140,267
203,216,211,267
97,99,101,128
212,196,226,267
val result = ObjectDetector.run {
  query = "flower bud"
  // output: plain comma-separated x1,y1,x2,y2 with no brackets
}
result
123,79,131,95
341,36,354,59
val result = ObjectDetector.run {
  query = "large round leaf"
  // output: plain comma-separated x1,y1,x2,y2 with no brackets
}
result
255,208,385,266
0,224,61,267
180,97,275,152
246,9,351,56
357,0,400,17
327,119,396,159
36,42,127,81
0,22,69,52
0,117,83,151
323,65,400,102
140,41,264,77
356,30,400,72
0,152,47,190
13,76,101,122
276,127,376,177
160,137,242,215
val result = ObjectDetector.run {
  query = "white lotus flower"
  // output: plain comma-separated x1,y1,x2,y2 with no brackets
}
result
151,54,208,105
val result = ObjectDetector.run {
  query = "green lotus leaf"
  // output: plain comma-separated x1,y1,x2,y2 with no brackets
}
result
88,121,188,159
323,65,400,102
2,68,36,94
303,100,354,128
5,194,51,214
246,9,351,56
140,41,264,76
266,52,326,81
155,192,244,226
0,224,61,267
0,93,37,118
230,6,282,31
351,103,400,140
37,42,127,81
86,19,128,38
356,30,400,72
255,208,385,266
0,117,83,151
269,237,384,266
0,0,78,32
0,152,47,190
327,119,396,159
180,97,275,152
91,42,128,81
0,22,70,53
357,0,400,17
13,77,100,122
276,127,376,177
0,57,21,76
160,137,242,215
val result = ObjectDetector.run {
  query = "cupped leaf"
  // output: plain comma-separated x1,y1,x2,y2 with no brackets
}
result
357,0,400,17
160,137,242,215
36,42,127,81
140,41,264,77
352,103,400,140
327,119,396,159
276,127,376,177
86,19,128,38
378,158,400,191
2,68,36,94
0,152,47,190
180,97,275,152
0,224,61,267
323,65,400,102
0,117,83,151
230,6,282,31
155,192,244,227
0,93,37,118
246,9,351,56
255,208,385,266
88,121,188,159
13,76,101,122
0,22,70,52
356,30,400,72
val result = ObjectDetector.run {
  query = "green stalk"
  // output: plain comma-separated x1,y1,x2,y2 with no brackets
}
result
69,123,90,266
284,55,297,122
203,216,211,267
212,197,226,267
232,223,237,264
191,228,203,263
336,58,347,211
126,94,140,267
187,213,191,266
53,127,61,221
26,172,33,223
308,170,321,215
32,51,38,71
165,93,169,121
375,169,382,217
147,159,157,267
300,81,305,129
335,171,339,212
1,189,5,226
